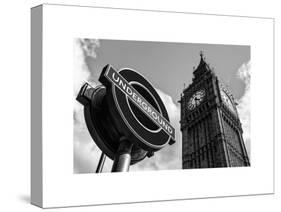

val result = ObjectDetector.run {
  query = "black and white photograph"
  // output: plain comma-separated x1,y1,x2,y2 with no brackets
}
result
73,39,251,173
28,3,274,209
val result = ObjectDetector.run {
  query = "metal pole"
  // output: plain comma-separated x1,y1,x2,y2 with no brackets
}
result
111,137,133,172
96,153,106,173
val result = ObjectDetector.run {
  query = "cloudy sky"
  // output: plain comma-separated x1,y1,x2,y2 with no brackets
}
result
73,39,250,173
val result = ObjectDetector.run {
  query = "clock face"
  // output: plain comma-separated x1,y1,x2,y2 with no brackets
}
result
187,89,205,110
220,89,236,114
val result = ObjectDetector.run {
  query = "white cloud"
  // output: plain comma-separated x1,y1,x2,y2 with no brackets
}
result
80,39,100,58
73,39,100,128
236,61,251,158
74,126,113,173
130,89,181,171
73,39,89,128
73,38,113,173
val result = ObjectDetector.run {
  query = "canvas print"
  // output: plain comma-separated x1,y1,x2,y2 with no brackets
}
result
73,39,251,173
31,4,274,208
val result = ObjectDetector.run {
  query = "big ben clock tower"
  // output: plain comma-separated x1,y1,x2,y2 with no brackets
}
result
180,52,250,169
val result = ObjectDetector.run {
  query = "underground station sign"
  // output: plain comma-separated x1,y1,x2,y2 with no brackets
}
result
77,64,176,167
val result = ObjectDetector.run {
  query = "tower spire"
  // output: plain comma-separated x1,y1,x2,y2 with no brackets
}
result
199,50,205,64
200,50,204,59
192,50,213,80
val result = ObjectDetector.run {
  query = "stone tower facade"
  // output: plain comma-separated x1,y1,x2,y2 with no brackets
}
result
180,53,250,169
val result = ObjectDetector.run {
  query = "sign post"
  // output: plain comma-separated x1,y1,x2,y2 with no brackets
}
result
111,137,133,172
95,153,106,173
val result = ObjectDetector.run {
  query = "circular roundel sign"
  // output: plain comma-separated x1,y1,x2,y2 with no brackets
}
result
99,65,176,152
